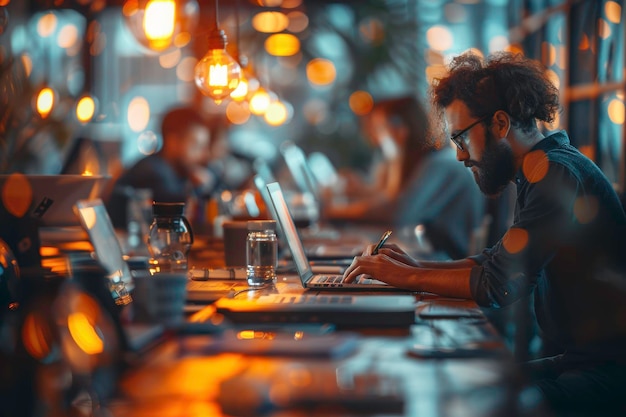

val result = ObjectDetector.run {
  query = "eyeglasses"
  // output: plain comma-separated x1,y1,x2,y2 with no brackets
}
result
449,115,490,152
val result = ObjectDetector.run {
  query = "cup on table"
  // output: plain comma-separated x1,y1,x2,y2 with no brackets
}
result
222,220,249,268
132,271,188,325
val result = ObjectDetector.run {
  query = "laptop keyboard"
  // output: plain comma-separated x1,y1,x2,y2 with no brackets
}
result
258,295,353,304
315,275,344,283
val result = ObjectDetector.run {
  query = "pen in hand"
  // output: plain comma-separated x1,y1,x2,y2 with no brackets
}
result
372,230,393,255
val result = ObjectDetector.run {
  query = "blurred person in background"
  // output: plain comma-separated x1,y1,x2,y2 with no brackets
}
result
106,106,228,230
323,94,486,259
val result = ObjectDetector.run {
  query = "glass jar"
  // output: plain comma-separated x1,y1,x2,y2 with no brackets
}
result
246,220,277,286
147,202,194,273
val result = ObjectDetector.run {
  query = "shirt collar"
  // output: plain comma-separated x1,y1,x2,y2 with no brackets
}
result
514,130,570,185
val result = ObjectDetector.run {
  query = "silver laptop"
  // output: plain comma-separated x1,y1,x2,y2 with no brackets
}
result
253,175,361,261
73,198,167,352
213,293,416,328
73,198,236,304
0,174,110,227
266,182,406,291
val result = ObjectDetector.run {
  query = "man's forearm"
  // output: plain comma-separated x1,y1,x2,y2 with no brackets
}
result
417,257,478,269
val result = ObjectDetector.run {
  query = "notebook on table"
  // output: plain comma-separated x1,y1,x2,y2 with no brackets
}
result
266,182,408,291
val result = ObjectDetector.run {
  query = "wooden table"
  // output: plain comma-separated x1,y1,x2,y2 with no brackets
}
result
102,273,542,417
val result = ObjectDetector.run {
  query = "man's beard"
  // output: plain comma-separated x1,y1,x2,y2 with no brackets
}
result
472,129,516,197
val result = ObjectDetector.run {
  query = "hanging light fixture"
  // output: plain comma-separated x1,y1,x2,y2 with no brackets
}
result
123,0,199,53
194,0,241,104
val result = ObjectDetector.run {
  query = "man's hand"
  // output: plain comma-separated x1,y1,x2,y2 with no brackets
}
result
342,250,421,291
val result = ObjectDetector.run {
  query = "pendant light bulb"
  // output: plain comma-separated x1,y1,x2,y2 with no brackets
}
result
123,0,199,53
194,29,241,104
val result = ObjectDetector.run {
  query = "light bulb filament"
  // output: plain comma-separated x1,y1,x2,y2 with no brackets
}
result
209,64,228,87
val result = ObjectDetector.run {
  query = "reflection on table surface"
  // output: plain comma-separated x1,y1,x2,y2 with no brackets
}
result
20,227,549,417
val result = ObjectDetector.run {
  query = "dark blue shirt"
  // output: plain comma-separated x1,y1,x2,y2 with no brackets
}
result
469,131,626,358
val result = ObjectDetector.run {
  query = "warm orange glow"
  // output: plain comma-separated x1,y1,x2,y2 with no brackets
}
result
598,18,611,39
306,58,336,86
286,11,308,33
265,33,300,57
159,48,182,69
21,54,33,77
194,48,241,104
230,73,249,101
282,0,302,7
578,145,595,161
237,330,256,339
76,96,96,123
57,24,79,49
505,44,525,55
425,64,447,84
249,88,271,115
252,11,289,33
605,1,622,24
578,33,590,50
127,96,151,132
37,12,57,38
556,45,567,70
259,0,282,6
574,196,599,224
264,100,288,126
0,0,11,6
349,90,374,116
226,101,251,125
36,87,55,118
608,99,625,124
541,42,556,66
40,246,60,257
68,312,104,355
1,173,32,218
174,31,191,48
124,0,198,53
502,228,529,254
176,56,197,82
522,150,549,184
426,26,453,51
22,312,52,360
143,0,176,49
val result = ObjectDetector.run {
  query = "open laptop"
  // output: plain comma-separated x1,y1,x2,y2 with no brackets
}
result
266,182,406,291
253,175,362,261
0,174,110,227
73,199,237,306
72,198,167,353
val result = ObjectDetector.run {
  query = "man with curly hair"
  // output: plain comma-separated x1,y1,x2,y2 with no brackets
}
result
343,52,626,413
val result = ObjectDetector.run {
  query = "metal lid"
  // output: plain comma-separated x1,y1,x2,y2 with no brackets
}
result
152,201,185,217
247,220,276,231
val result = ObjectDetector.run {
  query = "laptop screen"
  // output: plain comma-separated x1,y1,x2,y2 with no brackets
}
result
253,175,285,240
74,198,133,291
266,182,314,282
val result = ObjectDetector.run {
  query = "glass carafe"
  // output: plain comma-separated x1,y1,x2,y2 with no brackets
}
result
147,202,194,273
